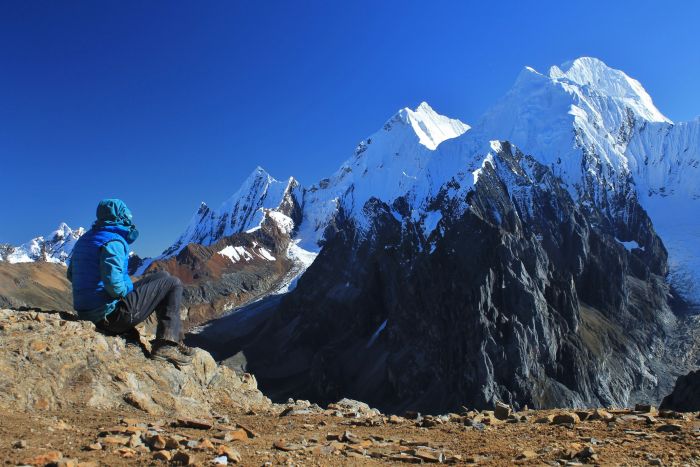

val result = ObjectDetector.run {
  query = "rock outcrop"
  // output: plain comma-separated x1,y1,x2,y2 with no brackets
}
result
661,370,700,412
0,308,270,419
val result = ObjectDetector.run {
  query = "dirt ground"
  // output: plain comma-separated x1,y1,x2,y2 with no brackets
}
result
1,401,699,466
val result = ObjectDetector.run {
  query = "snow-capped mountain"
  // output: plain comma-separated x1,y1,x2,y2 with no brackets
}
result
475,57,700,301
169,57,700,302
172,56,700,412
161,167,302,257
0,223,85,265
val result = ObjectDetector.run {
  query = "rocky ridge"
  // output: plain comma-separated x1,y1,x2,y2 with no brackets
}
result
235,141,692,413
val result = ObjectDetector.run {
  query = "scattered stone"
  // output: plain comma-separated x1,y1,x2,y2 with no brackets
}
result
176,417,213,429
635,403,655,413
553,412,580,425
576,446,596,459
273,439,303,452
575,410,590,421
341,430,360,444
26,451,63,466
212,455,228,465
403,411,422,420
117,447,136,458
86,442,102,451
535,415,554,423
494,401,511,420
224,428,250,442
165,435,182,449
148,434,167,450
56,459,79,467
217,445,242,463
100,435,130,445
152,450,172,461
197,438,215,450
656,423,682,433
236,423,259,438
389,414,404,424
590,409,614,421
13,439,27,449
516,450,538,460
172,450,197,465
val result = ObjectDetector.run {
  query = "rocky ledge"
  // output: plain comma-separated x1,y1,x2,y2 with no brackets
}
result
0,308,270,419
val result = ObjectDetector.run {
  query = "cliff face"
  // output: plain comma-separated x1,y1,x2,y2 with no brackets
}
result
239,143,684,413
662,370,700,412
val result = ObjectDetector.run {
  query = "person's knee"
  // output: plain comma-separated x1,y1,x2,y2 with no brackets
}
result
168,275,183,290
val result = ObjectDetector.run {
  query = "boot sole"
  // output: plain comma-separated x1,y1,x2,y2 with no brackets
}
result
150,353,193,366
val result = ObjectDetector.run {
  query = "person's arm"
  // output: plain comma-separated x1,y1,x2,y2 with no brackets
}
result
100,241,134,299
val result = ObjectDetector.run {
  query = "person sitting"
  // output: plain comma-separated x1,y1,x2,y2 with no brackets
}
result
67,198,194,366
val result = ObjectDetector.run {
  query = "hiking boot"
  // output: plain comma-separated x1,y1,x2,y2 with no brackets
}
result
151,341,195,366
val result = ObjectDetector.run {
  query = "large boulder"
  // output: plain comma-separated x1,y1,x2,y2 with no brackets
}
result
0,308,270,418
661,370,700,412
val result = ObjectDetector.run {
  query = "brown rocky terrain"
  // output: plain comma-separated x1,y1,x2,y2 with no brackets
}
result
0,262,72,310
1,307,700,466
145,209,296,329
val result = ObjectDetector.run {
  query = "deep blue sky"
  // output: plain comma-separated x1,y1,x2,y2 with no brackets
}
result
1,1,699,256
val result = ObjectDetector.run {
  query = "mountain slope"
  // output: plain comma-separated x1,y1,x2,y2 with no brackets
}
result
239,141,683,412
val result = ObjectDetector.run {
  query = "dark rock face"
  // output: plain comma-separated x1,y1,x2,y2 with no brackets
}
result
241,142,678,413
661,370,700,411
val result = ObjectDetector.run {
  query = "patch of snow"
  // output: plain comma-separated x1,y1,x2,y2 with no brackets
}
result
616,238,643,251
257,247,276,261
422,210,442,236
218,245,254,263
268,210,294,235
366,319,388,348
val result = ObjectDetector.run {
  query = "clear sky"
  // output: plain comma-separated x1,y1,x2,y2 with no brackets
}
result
1,0,699,257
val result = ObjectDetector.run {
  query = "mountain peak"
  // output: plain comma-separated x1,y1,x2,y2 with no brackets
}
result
395,102,470,150
549,57,671,123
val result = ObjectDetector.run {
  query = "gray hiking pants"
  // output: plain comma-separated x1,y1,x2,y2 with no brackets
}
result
96,271,183,343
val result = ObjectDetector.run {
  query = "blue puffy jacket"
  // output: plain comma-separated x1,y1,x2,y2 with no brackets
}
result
67,199,139,322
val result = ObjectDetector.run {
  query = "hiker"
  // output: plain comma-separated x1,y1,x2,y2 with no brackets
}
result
67,198,195,366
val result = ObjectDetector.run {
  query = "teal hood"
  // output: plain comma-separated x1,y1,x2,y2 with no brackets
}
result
94,199,139,244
